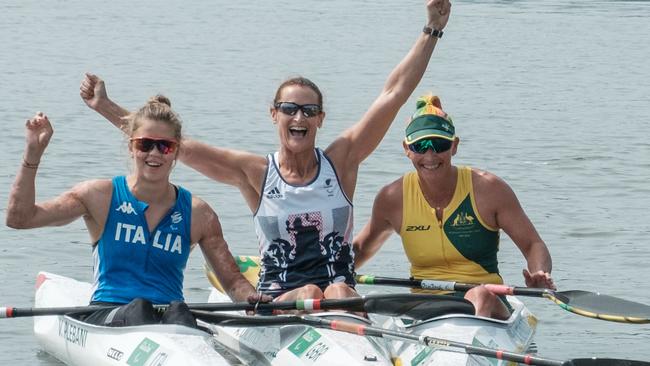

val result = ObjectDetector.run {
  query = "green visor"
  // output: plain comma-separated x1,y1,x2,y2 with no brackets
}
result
405,115,455,144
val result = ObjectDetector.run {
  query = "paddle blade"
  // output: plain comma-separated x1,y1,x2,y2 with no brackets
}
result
569,358,650,366
204,256,260,294
362,294,474,320
550,291,650,323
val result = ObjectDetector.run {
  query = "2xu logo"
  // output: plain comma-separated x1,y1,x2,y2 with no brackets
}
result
405,225,431,231
107,348,124,361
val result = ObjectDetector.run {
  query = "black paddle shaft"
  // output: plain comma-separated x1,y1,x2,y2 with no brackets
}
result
357,275,650,323
2,293,474,320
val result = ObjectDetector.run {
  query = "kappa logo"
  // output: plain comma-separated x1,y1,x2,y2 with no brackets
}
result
171,211,182,224
451,212,475,227
116,201,137,215
266,187,283,199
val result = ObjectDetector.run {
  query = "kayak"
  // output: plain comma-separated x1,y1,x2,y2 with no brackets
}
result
32,272,244,366
32,271,394,366
205,256,538,366
206,289,395,365
33,261,537,366
205,285,536,366
378,295,537,366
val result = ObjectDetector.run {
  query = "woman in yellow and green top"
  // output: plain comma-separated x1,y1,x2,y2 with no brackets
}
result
353,95,555,320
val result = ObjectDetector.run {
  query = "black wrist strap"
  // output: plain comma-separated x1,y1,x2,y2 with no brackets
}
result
423,26,443,39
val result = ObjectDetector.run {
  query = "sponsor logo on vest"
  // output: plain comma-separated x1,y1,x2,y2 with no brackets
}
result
170,211,182,231
323,178,335,195
171,211,182,224
266,187,283,199
114,222,183,254
58,318,88,348
406,225,431,231
107,348,124,361
451,212,475,227
116,201,137,215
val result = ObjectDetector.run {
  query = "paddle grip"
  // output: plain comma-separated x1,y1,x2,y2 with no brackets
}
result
0,307,13,318
329,320,367,335
508,287,546,298
483,285,548,298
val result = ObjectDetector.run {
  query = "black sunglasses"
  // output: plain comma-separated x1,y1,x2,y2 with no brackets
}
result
274,102,322,118
407,138,453,154
130,137,179,154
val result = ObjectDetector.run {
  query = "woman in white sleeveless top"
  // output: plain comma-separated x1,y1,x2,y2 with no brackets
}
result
80,0,452,302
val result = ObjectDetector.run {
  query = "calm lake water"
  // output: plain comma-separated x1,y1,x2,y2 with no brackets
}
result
1,0,649,364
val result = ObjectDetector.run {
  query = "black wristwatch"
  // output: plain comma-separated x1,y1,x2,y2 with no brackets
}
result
423,26,444,39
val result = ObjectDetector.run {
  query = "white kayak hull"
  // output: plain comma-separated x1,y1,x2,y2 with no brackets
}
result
33,272,239,366
206,289,395,366
208,288,537,366
33,271,537,366
382,296,537,366
33,272,394,366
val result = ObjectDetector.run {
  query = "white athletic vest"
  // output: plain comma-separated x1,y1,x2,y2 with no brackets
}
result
254,148,355,296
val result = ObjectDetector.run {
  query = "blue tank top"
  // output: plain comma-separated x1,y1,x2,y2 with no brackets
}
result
91,176,192,304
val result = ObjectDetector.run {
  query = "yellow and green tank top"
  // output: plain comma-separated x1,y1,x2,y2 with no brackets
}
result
400,167,502,291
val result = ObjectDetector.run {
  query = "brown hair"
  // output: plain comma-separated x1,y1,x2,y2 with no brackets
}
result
273,76,323,108
125,95,183,140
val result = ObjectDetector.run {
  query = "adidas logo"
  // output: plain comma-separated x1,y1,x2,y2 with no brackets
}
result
266,187,283,199
115,201,137,215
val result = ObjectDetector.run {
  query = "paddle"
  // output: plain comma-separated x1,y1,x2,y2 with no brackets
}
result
356,275,650,324
0,293,474,320
192,311,650,366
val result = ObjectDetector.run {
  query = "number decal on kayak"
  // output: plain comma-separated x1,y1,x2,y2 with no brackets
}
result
287,328,330,363
127,338,160,366
303,342,330,363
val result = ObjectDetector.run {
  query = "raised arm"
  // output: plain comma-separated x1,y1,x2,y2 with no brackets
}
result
327,0,451,167
80,73,130,132
354,180,403,268
484,174,555,289
192,198,258,302
6,113,109,240
80,73,267,211
180,140,266,211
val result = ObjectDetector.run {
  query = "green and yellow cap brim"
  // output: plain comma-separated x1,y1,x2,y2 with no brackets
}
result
405,115,455,144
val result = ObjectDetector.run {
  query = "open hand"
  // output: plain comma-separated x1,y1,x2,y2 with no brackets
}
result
523,269,556,290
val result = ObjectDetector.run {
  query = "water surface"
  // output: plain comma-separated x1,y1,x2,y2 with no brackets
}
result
1,0,649,363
